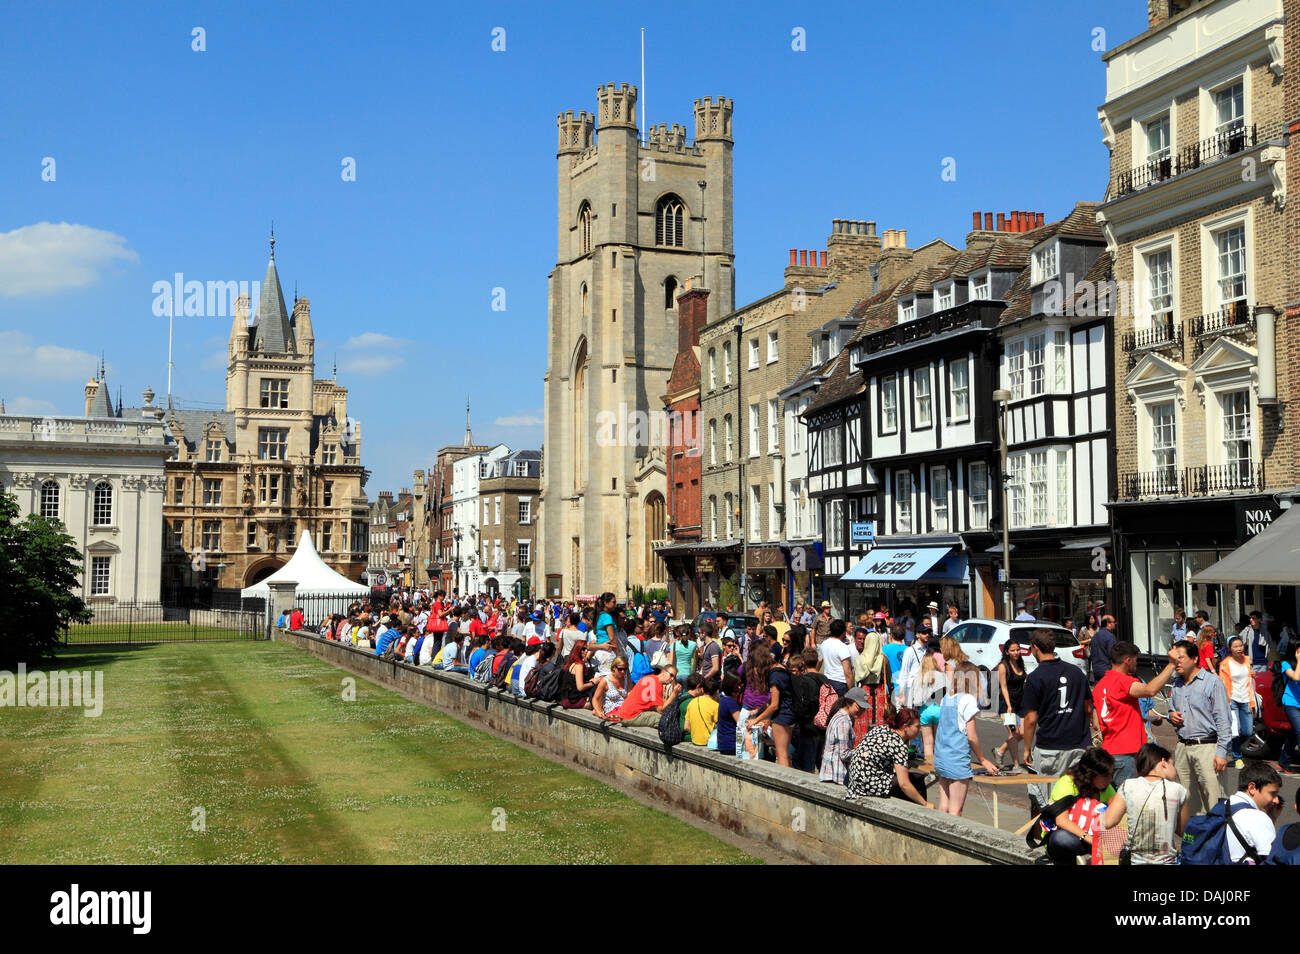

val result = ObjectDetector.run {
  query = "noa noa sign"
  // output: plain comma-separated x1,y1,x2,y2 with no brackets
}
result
1238,501,1281,538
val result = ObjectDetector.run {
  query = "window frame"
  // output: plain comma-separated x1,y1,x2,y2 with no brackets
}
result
1031,240,1059,285
92,480,114,526
911,367,932,429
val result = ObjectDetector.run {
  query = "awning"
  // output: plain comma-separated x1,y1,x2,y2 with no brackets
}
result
841,546,965,584
1191,506,1300,585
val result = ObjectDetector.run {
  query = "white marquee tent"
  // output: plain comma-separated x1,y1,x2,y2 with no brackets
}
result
240,531,370,599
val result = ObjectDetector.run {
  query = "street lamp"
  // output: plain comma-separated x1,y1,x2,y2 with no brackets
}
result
992,388,1012,621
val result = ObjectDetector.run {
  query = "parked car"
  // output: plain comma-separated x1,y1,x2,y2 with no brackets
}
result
946,618,1088,677
1241,668,1294,760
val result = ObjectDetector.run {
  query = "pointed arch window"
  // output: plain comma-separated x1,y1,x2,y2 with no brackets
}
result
655,195,685,247
578,202,593,255
664,276,678,309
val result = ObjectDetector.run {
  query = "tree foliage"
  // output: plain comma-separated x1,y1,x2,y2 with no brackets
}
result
0,489,92,669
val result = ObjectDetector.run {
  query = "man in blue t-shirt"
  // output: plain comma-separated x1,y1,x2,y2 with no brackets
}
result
881,623,907,700
1021,628,1092,805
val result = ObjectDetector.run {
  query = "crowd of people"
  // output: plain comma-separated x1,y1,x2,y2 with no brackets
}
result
287,587,1300,865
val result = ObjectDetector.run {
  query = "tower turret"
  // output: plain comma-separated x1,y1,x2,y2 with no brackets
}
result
596,82,638,131
293,296,313,356
557,109,594,156
693,96,734,143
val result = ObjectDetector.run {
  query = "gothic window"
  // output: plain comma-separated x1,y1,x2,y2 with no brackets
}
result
665,276,678,309
578,202,593,256
655,195,685,247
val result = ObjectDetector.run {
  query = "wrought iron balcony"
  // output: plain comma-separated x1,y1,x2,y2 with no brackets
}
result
1112,123,1277,199
1121,313,1181,365
1190,301,1256,356
859,300,1003,358
1122,462,1264,500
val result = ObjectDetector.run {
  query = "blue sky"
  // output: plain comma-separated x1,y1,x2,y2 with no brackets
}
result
0,0,1147,493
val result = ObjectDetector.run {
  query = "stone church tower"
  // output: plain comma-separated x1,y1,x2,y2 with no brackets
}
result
537,83,734,600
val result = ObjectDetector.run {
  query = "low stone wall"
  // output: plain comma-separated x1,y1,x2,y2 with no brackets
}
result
276,629,1035,865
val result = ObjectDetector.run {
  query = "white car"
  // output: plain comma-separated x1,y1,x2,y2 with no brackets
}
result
945,618,1089,678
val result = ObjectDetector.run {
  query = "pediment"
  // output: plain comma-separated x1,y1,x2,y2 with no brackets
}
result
1190,335,1256,377
86,540,121,554
1125,351,1186,390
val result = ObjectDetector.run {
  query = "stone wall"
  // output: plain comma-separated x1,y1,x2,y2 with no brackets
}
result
274,628,1035,865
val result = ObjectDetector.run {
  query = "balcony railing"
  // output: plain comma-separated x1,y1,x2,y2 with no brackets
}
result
1112,123,1278,198
1190,301,1256,355
860,300,1002,358
1121,313,1182,362
1122,462,1264,500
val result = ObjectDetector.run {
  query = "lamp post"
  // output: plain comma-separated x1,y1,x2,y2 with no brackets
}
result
992,388,1012,621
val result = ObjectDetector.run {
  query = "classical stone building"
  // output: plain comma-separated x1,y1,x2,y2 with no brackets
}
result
0,374,170,604
537,82,735,601
476,449,541,599
135,237,370,599
1099,0,1296,651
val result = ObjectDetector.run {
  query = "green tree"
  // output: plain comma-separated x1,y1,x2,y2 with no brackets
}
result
0,489,92,669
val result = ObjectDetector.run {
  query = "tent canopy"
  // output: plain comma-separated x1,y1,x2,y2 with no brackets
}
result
240,531,370,598
841,547,964,584
1191,505,1300,586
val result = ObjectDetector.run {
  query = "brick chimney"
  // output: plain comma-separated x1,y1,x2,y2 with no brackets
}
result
677,285,710,353
826,218,882,285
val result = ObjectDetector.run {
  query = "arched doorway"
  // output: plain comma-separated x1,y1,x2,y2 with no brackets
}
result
244,559,284,588
483,577,500,599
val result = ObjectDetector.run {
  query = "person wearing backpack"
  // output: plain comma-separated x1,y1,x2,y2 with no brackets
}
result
1275,639,1300,776
788,650,826,772
1182,761,1281,864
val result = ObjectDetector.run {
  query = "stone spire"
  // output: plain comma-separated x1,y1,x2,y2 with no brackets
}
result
88,365,115,418
251,229,294,353
463,397,473,446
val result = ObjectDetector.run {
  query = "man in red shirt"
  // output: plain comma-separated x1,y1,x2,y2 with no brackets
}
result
288,607,304,631
606,667,680,726
1093,640,1176,786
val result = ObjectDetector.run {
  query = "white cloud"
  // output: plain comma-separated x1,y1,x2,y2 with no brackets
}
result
343,332,409,350
0,222,138,296
0,331,101,381
341,354,403,374
495,413,543,428
5,396,57,415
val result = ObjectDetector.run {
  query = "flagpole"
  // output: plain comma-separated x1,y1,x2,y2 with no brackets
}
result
640,27,645,141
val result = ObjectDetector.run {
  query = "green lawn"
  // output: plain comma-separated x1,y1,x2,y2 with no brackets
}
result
0,642,758,864
62,623,254,644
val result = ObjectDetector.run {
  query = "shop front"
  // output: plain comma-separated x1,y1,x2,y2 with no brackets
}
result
839,542,968,623
743,544,787,613
963,529,1113,626
1113,494,1296,656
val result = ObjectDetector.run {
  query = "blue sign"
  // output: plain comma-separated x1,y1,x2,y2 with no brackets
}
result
850,521,876,545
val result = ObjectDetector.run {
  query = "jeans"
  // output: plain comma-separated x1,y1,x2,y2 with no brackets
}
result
794,726,824,773
1111,754,1136,788
442,665,470,675
1281,706,1300,770
1046,829,1091,865
1229,700,1252,759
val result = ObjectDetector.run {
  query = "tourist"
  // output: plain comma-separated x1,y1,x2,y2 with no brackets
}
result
813,601,833,645
1038,747,1116,865
1015,602,1035,622
606,666,680,726
915,636,946,765
820,619,855,697
560,641,598,710
942,604,961,636
510,638,543,696
1197,625,1218,671
747,643,794,767
845,706,930,807
672,623,697,686
1240,611,1269,671
933,660,999,816
697,620,722,680
851,627,893,744
1225,761,1283,863
440,629,470,674
819,692,862,785
1022,628,1092,807
1278,640,1300,776
592,656,631,719
1093,641,1177,786
994,639,1027,772
1169,608,1188,647
881,624,906,703
1100,742,1188,865
1215,636,1254,768
791,648,828,772
685,675,721,746
1168,638,1232,816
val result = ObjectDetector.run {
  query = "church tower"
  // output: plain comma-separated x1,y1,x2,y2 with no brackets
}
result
537,83,735,600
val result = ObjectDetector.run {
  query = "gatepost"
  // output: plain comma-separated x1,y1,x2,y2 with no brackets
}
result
266,580,298,639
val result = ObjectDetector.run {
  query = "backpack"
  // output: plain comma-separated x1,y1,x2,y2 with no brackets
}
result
471,651,497,684
537,661,567,702
629,641,653,684
658,696,687,747
649,640,674,671
812,682,839,729
1266,822,1300,865
490,652,517,690
525,659,553,698
1179,798,1263,865
1272,663,1288,709
790,673,822,726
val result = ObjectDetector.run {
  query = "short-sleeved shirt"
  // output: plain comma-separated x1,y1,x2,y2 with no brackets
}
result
1090,628,1116,679
674,640,697,676
1226,792,1277,863
1282,663,1300,709
609,674,663,721
698,640,722,678
769,667,795,726
686,694,720,745
845,725,910,798
1022,658,1091,750
716,696,741,754
1094,670,1144,755
821,638,857,687
594,613,615,646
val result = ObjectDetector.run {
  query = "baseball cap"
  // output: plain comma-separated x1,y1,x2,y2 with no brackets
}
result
844,687,870,707
873,611,887,620
526,636,542,646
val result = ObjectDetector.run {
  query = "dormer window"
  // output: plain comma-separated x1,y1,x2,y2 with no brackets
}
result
1031,241,1059,285
898,298,916,323
969,272,991,301
935,283,954,312
811,337,822,364
828,331,838,354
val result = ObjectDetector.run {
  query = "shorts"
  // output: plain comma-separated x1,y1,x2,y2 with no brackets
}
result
919,703,941,727
1002,713,1019,728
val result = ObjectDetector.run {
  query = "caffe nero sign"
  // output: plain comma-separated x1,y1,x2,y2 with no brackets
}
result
1238,500,1281,539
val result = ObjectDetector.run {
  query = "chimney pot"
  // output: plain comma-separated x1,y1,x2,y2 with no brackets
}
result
819,250,827,267
1037,212,1045,228
799,250,807,266
866,220,876,236
789,249,797,266
996,213,1006,231
973,211,982,231
1019,211,1028,232
898,229,907,247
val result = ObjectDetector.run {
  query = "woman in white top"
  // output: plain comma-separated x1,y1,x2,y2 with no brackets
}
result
1218,637,1255,765
1102,743,1188,865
